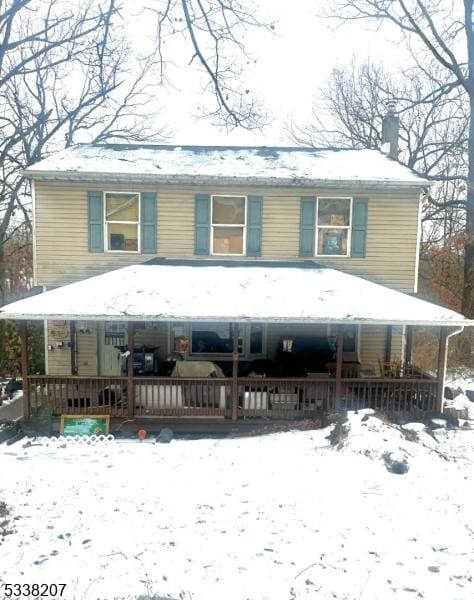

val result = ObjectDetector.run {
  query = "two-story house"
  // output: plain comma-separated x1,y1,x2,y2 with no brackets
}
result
1,141,472,425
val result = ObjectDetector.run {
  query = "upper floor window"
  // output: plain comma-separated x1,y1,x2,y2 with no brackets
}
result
105,192,140,252
316,197,352,257
211,195,246,255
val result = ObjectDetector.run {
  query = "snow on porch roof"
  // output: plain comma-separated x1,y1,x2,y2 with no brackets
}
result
0,259,471,327
24,143,428,188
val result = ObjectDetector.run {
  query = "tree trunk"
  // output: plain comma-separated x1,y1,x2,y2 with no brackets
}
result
462,2,474,319
462,92,474,318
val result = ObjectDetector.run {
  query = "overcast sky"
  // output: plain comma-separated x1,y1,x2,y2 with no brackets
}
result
145,0,412,146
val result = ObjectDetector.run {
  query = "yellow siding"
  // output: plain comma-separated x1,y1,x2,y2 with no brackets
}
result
72,322,170,377
39,180,416,375
77,322,98,376
46,321,71,376
359,325,403,373
34,181,420,292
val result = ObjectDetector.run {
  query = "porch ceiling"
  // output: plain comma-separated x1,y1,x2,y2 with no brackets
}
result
1,259,472,327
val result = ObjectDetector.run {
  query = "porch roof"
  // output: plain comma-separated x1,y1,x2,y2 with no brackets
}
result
0,259,471,327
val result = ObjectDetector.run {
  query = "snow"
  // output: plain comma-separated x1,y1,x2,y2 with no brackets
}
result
0,262,470,325
1,412,473,600
447,374,474,397
24,144,428,187
444,373,474,419
0,389,23,409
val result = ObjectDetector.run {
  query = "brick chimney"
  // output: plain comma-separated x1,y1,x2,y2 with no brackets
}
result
382,100,399,159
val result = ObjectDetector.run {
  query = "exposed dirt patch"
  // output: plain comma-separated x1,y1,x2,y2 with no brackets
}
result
0,500,16,540
228,418,325,438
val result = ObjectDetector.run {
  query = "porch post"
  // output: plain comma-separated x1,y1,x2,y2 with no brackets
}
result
19,321,30,418
70,320,78,375
334,328,344,408
384,325,393,364
436,327,448,412
231,323,239,420
127,321,135,419
405,325,413,365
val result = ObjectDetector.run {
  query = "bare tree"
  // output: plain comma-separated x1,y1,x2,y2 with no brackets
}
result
0,0,272,308
288,58,471,328
289,60,468,239
143,0,273,129
323,0,474,317
0,0,167,304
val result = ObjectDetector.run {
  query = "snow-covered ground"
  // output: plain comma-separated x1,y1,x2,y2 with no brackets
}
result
0,389,23,421
1,411,473,600
444,373,474,420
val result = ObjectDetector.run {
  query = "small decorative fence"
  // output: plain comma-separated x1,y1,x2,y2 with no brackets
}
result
27,374,438,418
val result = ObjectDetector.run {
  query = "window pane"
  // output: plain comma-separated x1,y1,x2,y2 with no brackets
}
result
191,323,242,353
318,198,350,226
107,223,138,251
343,326,357,353
212,196,245,224
171,324,189,353
213,227,244,254
317,229,348,255
106,193,139,222
250,324,263,354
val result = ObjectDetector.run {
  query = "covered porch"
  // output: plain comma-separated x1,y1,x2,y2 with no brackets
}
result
1,259,470,422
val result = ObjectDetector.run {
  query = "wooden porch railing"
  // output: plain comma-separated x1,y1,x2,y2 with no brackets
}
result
29,376,129,417
134,377,232,417
340,378,438,413
237,377,336,416
27,374,438,418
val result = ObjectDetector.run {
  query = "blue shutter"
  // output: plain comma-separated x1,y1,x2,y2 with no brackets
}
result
299,197,316,257
351,197,368,258
88,191,103,252
141,192,157,253
195,194,210,255
246,196,262,256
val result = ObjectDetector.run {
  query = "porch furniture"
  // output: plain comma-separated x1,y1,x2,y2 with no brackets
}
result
378,359,401,378
243,390,268,410
326,361,361,378
357,364,377,378
171,361,227,409
135,383,183,409
268,382,299,411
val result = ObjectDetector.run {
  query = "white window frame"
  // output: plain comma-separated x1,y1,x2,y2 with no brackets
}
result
104,191,141,253
210,194,247,256
170,322,266,360
315,196,353,258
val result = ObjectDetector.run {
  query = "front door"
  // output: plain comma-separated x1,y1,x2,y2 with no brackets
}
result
98,322,126,375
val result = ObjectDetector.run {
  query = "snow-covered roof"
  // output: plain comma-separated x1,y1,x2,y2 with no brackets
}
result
0,260,470,326
24,144,428,189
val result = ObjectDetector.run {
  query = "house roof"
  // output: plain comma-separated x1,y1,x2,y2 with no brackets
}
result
0,259,470,327
24,144,429,189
